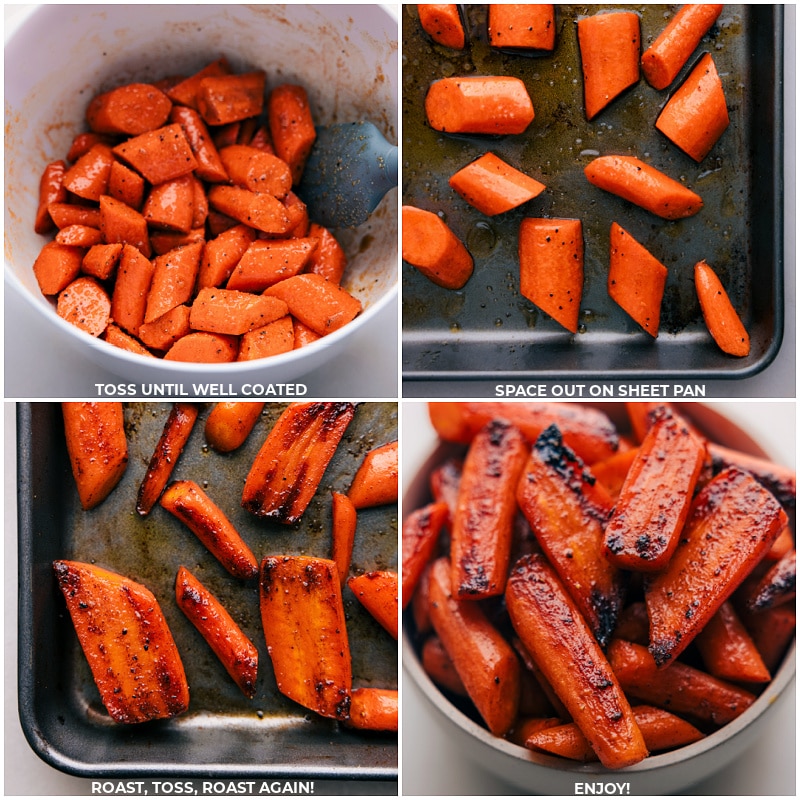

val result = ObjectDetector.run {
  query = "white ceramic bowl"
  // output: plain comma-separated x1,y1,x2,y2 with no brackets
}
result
402,401,796,795
4,4,398,386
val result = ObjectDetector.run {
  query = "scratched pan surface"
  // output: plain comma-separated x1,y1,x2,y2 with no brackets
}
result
402,5,783,380
17,402,397,779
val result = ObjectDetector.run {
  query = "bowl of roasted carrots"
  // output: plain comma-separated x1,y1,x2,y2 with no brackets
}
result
5,4,397,383
402,401,795,794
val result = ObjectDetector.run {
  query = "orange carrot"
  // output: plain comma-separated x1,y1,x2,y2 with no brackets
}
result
281,190,311,238
332,491,358,588
591,447,639,501
449,152,545,216
707,442,796,508
110,244,156,336
585,155,703,219
237,317,294,361
144,241,203,324
55,224,102,248
488,4,555,51
765,525,795,561
99,195,151,257
345,688,398,731
402,501,449,609
142,175,195,233
745,549,796,612
694,260,750,357
607,222,668,337
82,242,123,281
150,228,206,258
292,319,321,349
428,457,461,520
218,144,292,198
421,635,467,696
226,238,317,291
57,276,111,337
268,84,317,184
86,82,172,135
577,11,640,120
204,402,265,453
166,57,232,109
103,323,154,357
518,217,583,333
348,571,398,639
418,5,466,50
402,205,474,289
197,224,256,289
207,185,292,235
62,143,114,202
66,131,115,162
164,332,239,363
196,71,266,126
305,223,348,284
641,4,724,90
32,241,84,296
113,124,198,185
47,202,102,230
739,604,796,673
611,601,650,646
108,160,146,210
35,160,68,234
138,305,191,351
189,287,288,335
169,105,229,183
347,441,398,510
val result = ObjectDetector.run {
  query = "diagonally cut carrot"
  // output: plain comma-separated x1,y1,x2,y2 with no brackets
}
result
694,260,750,357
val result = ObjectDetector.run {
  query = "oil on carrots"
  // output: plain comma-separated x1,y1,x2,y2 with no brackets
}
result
694,260,751,357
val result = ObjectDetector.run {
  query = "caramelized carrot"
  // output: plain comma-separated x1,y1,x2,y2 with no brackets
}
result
207,185,292,234
169,105,229,183
765,524,795,561
402,501,449,609
591,447,639,501
113,123,198,185
164,332,238,362
509,717,563,749
99,195,151,257
695,260,750,357
204,402,264,453
331,492,358,588
82,242,123,281
32,242,83,296
196,71,266,126
421,635,467,696
110,244,156,336
57,276,111,337
348,571,398,639
138,304,191,351
345,688,398,731
237,318,295,361
306,223,348,284
347,441,398,510
739,604,796,673
519,217,583,333
142,175,195,232
189,287,288,335
707,442,796,508
511,637,570,721
577,11,640,120
745,549,796,612
226,238,317,291
418,4,466,50
429,458,461,520
35,160,68,234
268,84,317,184
144,241,203,324
402,205,474,289
488,4,555,51
86,83,172,135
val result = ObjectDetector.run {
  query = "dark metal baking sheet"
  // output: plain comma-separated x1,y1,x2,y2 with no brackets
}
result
17,402,398,779
402,5,783,381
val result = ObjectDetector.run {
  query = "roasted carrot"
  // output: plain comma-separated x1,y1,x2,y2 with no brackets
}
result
136,403,198,515
519,217,583,333
164,332,239,363
144,241,203,324
402,205,474,290
418,4,466,49
348,441,398,510
511,637,570,721
99,194,151,257
611,601,650,647
104,323,154,357
449,152,545,216
259,555,352,720
348,571,399,640
226,238,317,291
57,276,111,337
577,11,640,120
641,4,724,90
429,457,462,520
169,105,229,183
108,160,146,210
189,287,288,335
109,244,156,336
707,442,796,508
765,524,795,561
237,317,294,360
421,635,467,696
607,222,668,337
305,223,348,284
113,123,198,185
218,144,292,198
197,224,256,289
645,467,788,667
745,549,796,612
411,561,434,635
656,52,729,161
428,557,521,736
62,143,114,202
268,84,317,184
175,566,259,698
32,242,83,296
196,71,266,126
62,402,128,510
86,82,172,135
166,57,232,109
694,260,750,357
584,155,703,219
207,185,292,235
332,492,358,588
509,717,564,749
82,242,123,281
242,402,355,523
488,4,555,51
591,447,639,501
739,604,796,673
54,559,189,723
426,76,535,135
506,554,647,769
138,304,192,351
204,402,264,453
345,688,398,731
402,501,449,609
142,175,195,232
35,160,68,234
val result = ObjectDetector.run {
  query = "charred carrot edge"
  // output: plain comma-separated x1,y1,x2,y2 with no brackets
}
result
62,402,128,510
35,160,68,234
421,635,467,696
585,155,703,220
204,402,264,453
608,639,756,725
418,4,466,50
345,688,398,731
175,566,259,697
428,457,462,522
86,83,171,135
348,571,399,640
241,402,355,523
591,447,639,501
402,500,449,609
738,603,796,673
641,4,724,90
509,717,564,749
348,440,399,510
506,554,647,769
428,557,521,736
425,76,535,135
577,11,640,120
694,260,750,357
745,549,796,612
260,555,351,720
519,217,583,333
516,425,623,645
57,277,112,338
54,559,189,723
402,204,474,290
161,480,258,580
488,4,555,51
644,467,788,667
136,403,199,515
451,419,529,600
332,492,358,588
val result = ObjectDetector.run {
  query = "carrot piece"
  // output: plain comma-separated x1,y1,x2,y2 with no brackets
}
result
516,425,624,645
197,224,256,289
55,224,103,248
488,4,555,51
429,458,461,521
331,491,358,588
607,222,668,336
62,143,114,202
402,501,449,609
421,635,467,696
519,217,583,333
175,566,258,697
208,185,292,234
264,274,362,336
348,571,399,639
107,160,146,210
510,717,564,749
47,202,102,230
113,123,198,185
54,560,189,724
577,11,640,120
99,194,151,257
645,467,788,667
189,287,288,335
411,561,434,636
739,604,796,673
164,332,239,363
32,241,83,296
169,105,229,183
305,223,348,284
603,406,706,572
218,144,292,198
62,402,128,510
695,601,771,684
418,5,466,49
345,688,398,731
35,160,68,234
196,71,266,126
138,304,191,351
707,442,796,508
226,238,317,292
611,601,650,646
248,123,274,153
511,636,571,721
110,244,156,335
292,319,321,349
348,441,399,510
86,82,172,135
656,53,729,162
449,152,545,216
281,190,311,238
425,76,535,135
585,155,703,219
259,555,352,720
694,259,750,357
506,554,646,769
104,323,154,357
136,403,198,515
150,228,206,258
82,242,123,281
242,402,355,523
765,524,795,561
402,205,474,289
428,557,521,736
591,447,639,501
745,549,796,612
204,402,265,453
142,175,195,232
166,57,232,109
237,317,294,361
144,241,203,324
268,84,317,184
66,132,115,163
237,117,260,146
641,4,724,90
57,276,111,337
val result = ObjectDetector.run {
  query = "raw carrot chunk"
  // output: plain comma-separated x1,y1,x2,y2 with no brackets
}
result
35,160,68,234
66,132,114,162
268,84,317,184
86,83,172,135
237,317,295,361
57,276,111,337
99,195,151,257
164,332,239,363
110,244,156,335
418,4,466,49
226,238,317,291
305,223,348,284
113,123,198,185
169,105,229,183
62,144,115,202
197,224,256,289
47,203,102,230
108,160,146,209
197,71,266,126
488,4,555,51
694,260,750,357
150,228,206,258
142,175,195,232
219,144,292,198
32,241,83,296
189,287,289,335
144,241,203,323
55,224,102,248
207,185,292,234
292,319,321,349
82,242,123,281
138,304,192,351
166,57,232,109
281,190,311,237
